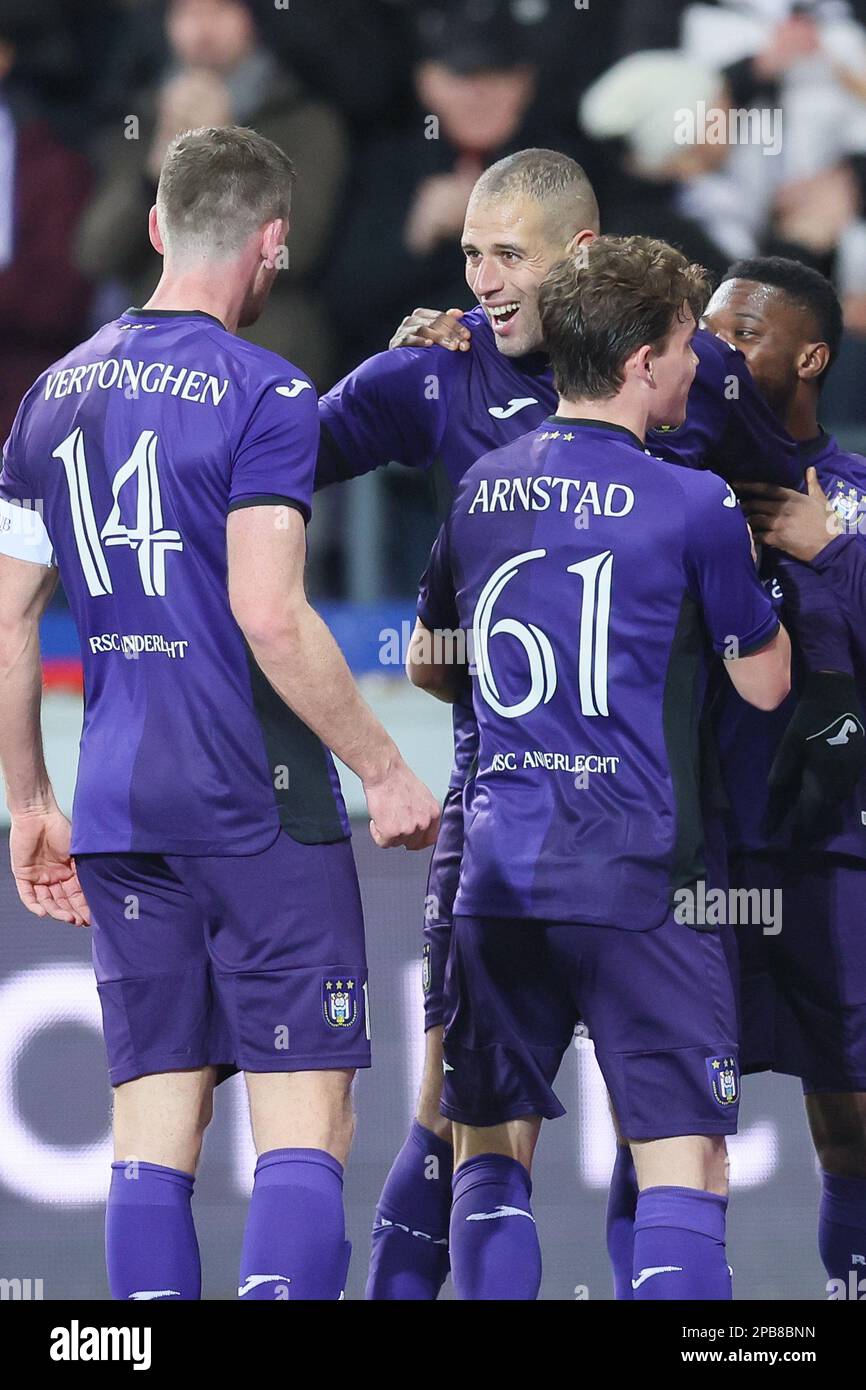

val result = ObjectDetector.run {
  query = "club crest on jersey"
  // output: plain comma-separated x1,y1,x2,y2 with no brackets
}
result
829,480,866,532
422,943,432,995
707,1056,739,1106
323,977,357,1028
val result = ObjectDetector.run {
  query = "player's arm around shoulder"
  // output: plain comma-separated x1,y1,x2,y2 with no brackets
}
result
316,331,461,489
697,329,799,488
389,307,472,353
683,471,791,711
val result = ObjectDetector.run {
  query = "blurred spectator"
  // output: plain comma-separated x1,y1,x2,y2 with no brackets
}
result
580,52,762,278
410,0,621,160
326,0,587,369
0,1,93,440
581,41,865,276
89,1,409,134
74,0,347,384
678,2,866,314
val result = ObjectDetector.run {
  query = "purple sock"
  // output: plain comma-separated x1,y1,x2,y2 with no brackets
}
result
106,1160,200,1301
365,1120,452,1300
449,1154,541,1300
819,1170,866,1281
633,1186,731,1301
607,1144,638,1301
239,1148,350,1300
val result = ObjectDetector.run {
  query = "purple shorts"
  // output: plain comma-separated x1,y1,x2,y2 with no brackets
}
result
422,786,463,1030
441,912,740,1138
732,851,866,1093
77,829,370,1087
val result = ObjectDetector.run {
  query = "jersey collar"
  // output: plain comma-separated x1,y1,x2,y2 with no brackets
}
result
796,427,838,469
123,307,227,330
545,416,645,451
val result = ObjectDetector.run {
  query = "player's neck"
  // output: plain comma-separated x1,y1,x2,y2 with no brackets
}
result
143,271,245,335
784,390,821,445
555,394,647,442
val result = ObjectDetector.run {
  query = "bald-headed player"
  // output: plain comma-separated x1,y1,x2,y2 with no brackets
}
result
0,125,438,1301
317,149,807,1299
704,259,866,1292
412,236,791,1301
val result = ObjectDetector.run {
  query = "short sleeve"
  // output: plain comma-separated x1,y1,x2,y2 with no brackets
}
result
0,406,55,566
229,373,319,521
683,475,779,656
417,522,458,633
318,346,454,486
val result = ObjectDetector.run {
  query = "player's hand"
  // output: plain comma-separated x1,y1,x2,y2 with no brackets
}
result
9,808,91,926
364,761,440,850
388,307,471,352
767,671,866,840
738,469,841,562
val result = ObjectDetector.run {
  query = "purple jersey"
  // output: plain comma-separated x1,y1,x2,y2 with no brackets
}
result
714,432,866,860
418,418,779,929
0,308,349,855
319,312,798,790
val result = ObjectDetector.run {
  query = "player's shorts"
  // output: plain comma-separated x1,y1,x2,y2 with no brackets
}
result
441,911,740,1138
77,828,370,1087
731,851,866,1093
421,785,464,1031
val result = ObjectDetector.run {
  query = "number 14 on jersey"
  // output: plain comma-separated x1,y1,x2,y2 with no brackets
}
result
54,426,183,598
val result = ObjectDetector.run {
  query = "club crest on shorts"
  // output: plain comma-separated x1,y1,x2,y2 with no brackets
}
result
422,942,432,994
707,1055,739,1106
323,977,357,1028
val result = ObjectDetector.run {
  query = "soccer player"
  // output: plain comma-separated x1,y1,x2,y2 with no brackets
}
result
317,148,809,1300
0,125,438,1301
409,236,791,1300
703,258,866,1290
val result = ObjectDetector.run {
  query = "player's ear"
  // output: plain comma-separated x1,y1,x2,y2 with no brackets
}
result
631,343,654,385
565,228,597,258
799,340,830,384
148,206,165,257
261,218,289,270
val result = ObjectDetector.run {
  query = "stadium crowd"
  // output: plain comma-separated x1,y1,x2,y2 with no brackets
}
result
7,0,866,590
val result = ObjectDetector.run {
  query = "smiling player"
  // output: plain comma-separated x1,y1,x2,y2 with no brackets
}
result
410,237,791,1300
317,146,816,1299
